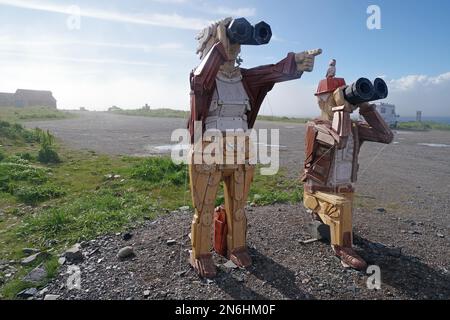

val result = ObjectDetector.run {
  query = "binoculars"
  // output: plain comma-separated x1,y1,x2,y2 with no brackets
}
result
226,17,272,45
344,78,388,105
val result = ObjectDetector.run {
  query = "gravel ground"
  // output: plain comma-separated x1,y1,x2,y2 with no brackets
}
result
43,205,449,300
26,112,450,300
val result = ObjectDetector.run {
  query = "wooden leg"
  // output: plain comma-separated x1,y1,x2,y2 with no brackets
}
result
189,164,221,259
303,191,354,247
223,164,254,267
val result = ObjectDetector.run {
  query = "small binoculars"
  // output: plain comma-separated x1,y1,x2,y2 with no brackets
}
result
344,78,389,105
226,17,272,45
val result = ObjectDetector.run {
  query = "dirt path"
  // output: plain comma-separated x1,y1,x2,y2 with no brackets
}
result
26,112,450,299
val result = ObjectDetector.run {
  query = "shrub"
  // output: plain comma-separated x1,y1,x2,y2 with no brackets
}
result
130,157,186,185
37,130,60,164
14,185,65,205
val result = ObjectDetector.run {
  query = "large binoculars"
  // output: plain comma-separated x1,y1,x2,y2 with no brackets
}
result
226,17,272,45
344,78,388,105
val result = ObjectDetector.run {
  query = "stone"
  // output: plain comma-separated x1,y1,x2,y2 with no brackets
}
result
23,265,47,283
175,270,187,277
143,290,151,297
118,246,135,260
306,221,331,241
22,248,40,256
64,244,84,264
58,257,66,265
179,206,190,212
223,260,238,269
437,233,445,238
166,240,176,246
44,294,60,300
17,288,38,299
122,232,133,241
38,287,49,296
376,208,386,213
21,252,49,266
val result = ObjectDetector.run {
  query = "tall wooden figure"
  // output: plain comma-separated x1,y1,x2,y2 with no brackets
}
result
188,17,321,278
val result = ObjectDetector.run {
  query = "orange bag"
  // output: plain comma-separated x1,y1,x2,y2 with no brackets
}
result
214,206,228,257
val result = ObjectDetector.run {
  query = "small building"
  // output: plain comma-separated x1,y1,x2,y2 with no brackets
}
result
0,89,57,108
0,92,15,107
374,103,399,128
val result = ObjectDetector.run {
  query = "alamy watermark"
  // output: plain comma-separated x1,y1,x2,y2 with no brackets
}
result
367,5,382,30
67,5,81,31
170,122,280,175
66,265,82,290
366,265,382,290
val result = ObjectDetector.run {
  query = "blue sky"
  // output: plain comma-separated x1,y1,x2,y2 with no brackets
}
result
0,0,449,116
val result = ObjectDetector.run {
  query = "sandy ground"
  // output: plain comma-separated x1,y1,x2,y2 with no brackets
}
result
26,111,450,300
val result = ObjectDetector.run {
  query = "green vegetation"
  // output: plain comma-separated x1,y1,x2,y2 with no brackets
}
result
0,107,74,123
397,121,450,131
36,129,61,164
109,107,189,119
256,115,310,124
0,119,303,298
108,107,310,124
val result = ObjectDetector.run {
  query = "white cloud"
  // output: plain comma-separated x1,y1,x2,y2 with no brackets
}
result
0,60,189,110
389,72,450,91
0,38,185,53
0,0,210,30
212,6,256,17
387,72,450,116
0,50,167,67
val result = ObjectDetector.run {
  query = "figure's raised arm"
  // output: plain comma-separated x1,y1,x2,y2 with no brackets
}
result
242,48,322,87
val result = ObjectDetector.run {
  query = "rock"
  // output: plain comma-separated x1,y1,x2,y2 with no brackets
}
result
38,287,49,296
122,232,133,241
17,288,38,299
437,233,445,238
301,278,310,284
44,294,60,300
23,265,47,283
21,252,49,266
143,290,151,297
179,206,190,212
302,238,319,244
376,208,386,213
22,248,40,256
175,270,187,277
58,257,66,265
118,246,135,260
223,260,238,269
166,240,176,246
64,244,84,264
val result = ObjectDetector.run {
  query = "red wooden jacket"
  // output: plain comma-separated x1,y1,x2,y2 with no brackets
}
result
188,42,303,142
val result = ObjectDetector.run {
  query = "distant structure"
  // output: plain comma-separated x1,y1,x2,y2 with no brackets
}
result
0,89,57,108
416,111,422,122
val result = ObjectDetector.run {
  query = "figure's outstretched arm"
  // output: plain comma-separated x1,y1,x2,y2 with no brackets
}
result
357,103,394,144
242,49,322,87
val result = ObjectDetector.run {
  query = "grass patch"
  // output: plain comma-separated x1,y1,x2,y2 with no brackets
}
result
397,121,450,131
0,107,74,123
109,107,189,119
108,107,310,124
